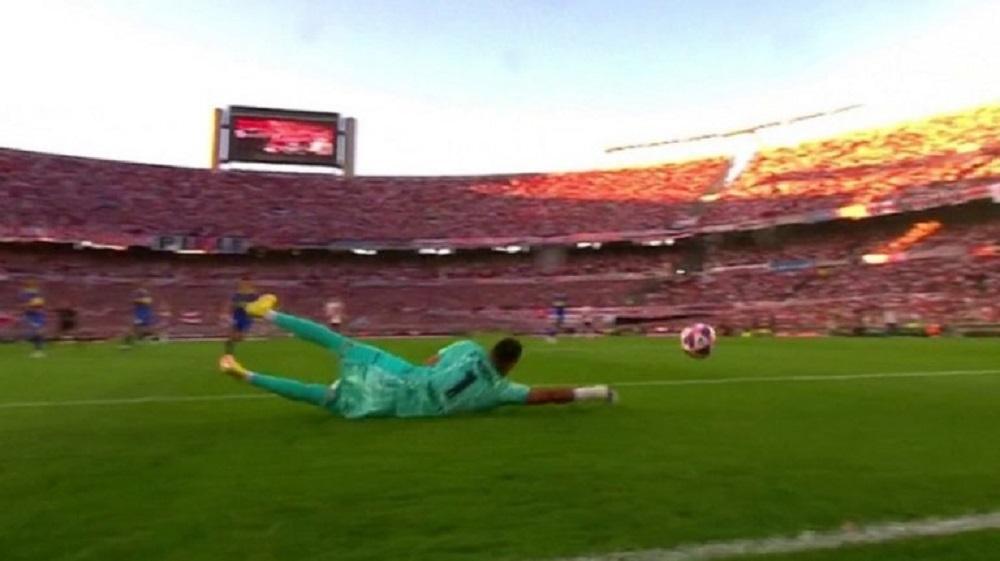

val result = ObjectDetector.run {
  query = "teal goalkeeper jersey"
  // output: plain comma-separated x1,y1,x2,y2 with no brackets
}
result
427,341,530,415
331,340,529,418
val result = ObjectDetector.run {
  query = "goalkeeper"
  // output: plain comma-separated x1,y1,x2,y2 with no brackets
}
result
219,295,618,419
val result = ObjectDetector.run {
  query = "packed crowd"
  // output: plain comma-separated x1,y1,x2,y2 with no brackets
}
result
0,149,727,245
668,256,999,332
693,204,996,268
1,204,995,337
2,105,998,247
704,104,1000,225
3,102,998,337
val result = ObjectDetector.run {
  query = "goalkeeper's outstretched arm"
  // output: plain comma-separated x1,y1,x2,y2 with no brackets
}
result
525,385,617,405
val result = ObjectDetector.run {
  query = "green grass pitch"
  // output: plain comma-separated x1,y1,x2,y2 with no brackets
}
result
1,335,999,561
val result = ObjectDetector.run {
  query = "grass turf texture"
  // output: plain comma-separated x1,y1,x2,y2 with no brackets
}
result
1,336,999,561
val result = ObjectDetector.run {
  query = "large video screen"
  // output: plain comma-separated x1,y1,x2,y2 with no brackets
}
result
225,107,339,167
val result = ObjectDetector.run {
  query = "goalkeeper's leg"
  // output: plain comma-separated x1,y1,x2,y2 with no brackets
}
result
219,355,330,407
249,372,330,406
246,295,414,374
273,311,352,353
270,311,413,372
245,294,351,352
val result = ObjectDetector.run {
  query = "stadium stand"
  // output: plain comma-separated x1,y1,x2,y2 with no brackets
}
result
2,106,997,248
0,202,995,338
703,104,1000,224
0,148,729,245
1,104,997,339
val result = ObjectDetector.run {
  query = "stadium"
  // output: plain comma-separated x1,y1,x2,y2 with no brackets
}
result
3,104,998,339
2,3,1000,561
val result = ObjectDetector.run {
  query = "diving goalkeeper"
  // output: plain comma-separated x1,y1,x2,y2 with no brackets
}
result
218,295,618,419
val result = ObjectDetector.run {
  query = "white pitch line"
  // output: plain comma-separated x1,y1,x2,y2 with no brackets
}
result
1,369,999,410
0,393,271,409
550,510,1000,561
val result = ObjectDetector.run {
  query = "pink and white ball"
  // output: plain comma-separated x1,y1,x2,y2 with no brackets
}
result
680,323,716,359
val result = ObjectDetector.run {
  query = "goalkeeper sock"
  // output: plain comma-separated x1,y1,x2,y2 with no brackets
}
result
572,385,611,401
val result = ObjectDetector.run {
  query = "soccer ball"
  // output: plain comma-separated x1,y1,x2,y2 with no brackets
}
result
680,323,716,359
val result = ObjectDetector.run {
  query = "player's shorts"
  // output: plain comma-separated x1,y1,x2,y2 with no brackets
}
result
340,340,414,375
327,343,425,419
233,315,253,333
329,367,401,418
554,308,566,325
134,313,155,328
24,313,45,331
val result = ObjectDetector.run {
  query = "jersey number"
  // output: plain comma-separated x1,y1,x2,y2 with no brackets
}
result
445,371,476,399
